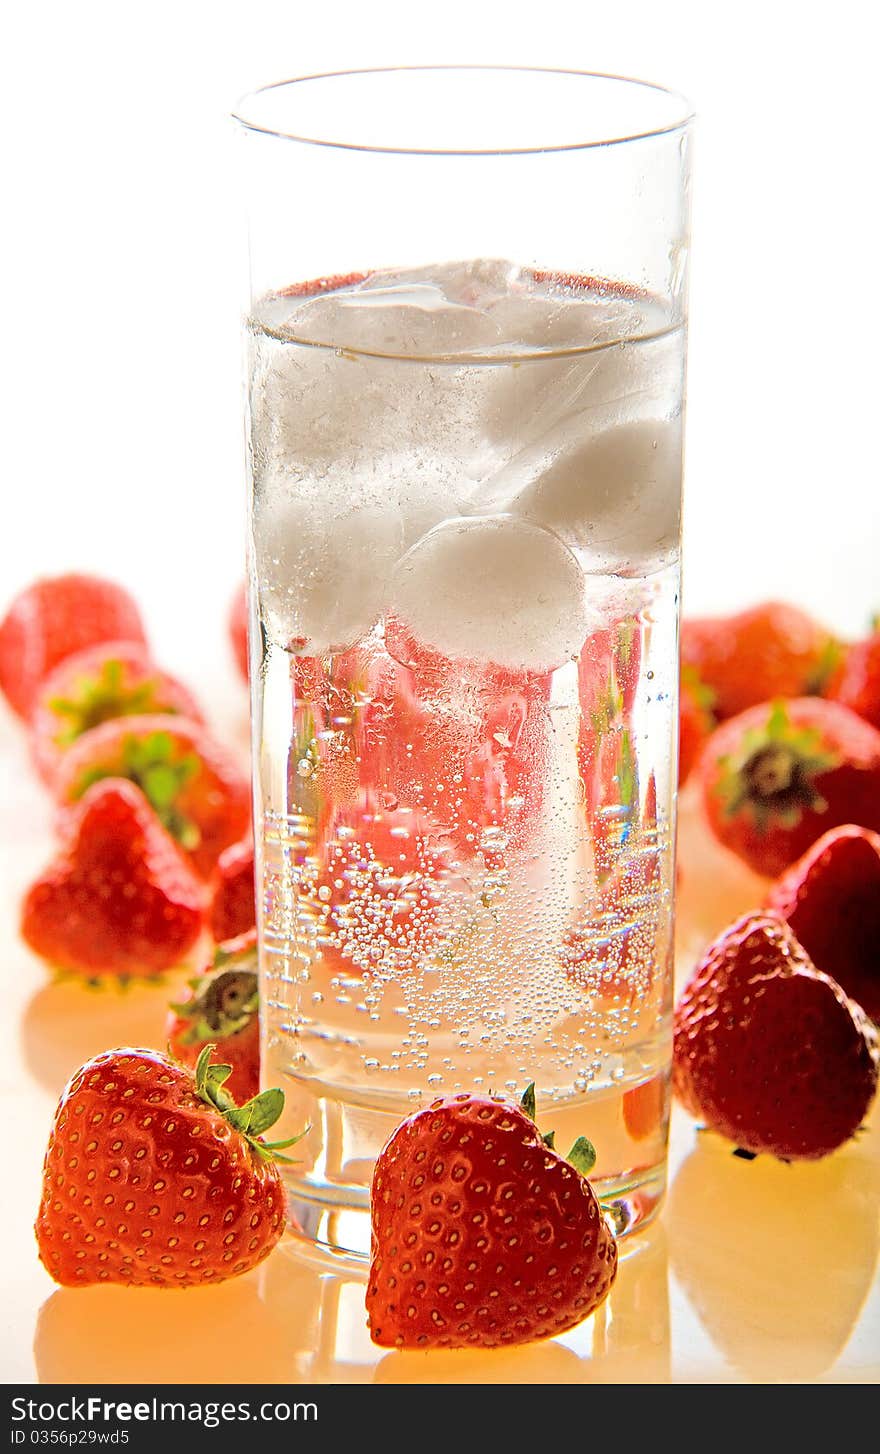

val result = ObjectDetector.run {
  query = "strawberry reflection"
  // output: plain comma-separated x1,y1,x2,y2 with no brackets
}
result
35,1214,670,1384
667,1114,880,1381
22,973,181,1095
261,1221,669,1383
34,1248,317,1384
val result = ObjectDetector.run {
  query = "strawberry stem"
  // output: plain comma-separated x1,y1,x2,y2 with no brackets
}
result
49,658,163,746
75,730,202,849
716,699,838,829
520,1083,597,1179
193,1044,307,1164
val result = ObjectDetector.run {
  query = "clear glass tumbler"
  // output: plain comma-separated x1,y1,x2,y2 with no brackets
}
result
234,67,693,1257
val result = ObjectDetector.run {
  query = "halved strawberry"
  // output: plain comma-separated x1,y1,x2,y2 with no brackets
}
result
30,642,202,787
55,715,250,879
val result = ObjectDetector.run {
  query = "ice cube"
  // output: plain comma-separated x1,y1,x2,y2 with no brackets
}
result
255,492,403,656
479,292,677,460
389,514,592,673
249,310,500,488
288,288,504,357
474,415,682,572
361,258,519,310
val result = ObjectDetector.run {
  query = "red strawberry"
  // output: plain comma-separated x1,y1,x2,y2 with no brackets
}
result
367,1087,617,1350
229,585,249,682
210,836,256,943
766,825,880,1022
55,715,250,879
673,911,878,1159
679,668,714,786
700,698,880,877
167,931,259,1101
681,602,839,722
21,780,204,979
0,574,146,720
826,626,880,730
35,1045,295,1288
30,642,202,787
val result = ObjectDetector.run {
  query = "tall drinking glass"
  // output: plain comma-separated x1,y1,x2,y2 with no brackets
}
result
234,67,692,1256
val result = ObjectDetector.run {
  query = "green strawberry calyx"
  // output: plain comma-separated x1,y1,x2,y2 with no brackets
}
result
194,1044,307,1164
49,658,165,747
75,730,201,848
520,1082,597,1177
169,950,259,1048
715,700,839,831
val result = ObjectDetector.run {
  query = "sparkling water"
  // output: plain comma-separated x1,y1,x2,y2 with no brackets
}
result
247,260,684,1246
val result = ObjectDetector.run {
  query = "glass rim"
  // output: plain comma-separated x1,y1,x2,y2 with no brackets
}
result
232,64,694,156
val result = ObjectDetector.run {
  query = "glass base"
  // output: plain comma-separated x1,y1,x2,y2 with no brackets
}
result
282,1160,666,1267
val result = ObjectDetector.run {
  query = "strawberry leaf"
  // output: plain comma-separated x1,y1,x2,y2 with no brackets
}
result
567,1136,597,1177
193,1044,302,1164
241,1087,285,1137
520,1083,536,1121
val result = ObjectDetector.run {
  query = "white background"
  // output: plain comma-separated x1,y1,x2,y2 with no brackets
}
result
2,0,878,702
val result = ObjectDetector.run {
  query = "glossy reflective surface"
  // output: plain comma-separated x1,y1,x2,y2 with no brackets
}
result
2,720,878,1384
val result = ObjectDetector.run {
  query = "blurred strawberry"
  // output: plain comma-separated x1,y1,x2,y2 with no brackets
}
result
229,584,249,682
21,779,204,979
766,824,880,1022
167,930,259,1101
681,602,839,722
0,574,146,720
679,668,715,786
210,836,256,943
55,715,250,879
700,698,880,877
30,642,202,787
825,622,880,730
